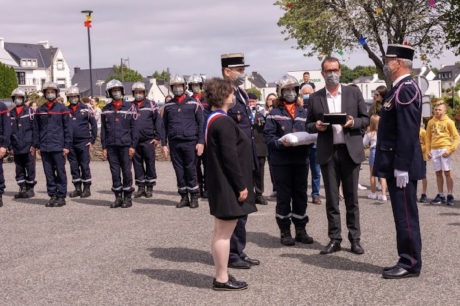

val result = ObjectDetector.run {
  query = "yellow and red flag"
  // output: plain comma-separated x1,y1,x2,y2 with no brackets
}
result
84,15,92,28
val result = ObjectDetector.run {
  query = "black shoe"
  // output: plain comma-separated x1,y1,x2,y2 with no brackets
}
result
14,186,28,199
80,185,91,198
383,265,398,272
228,259,251,269
212,277,248,291
134,186,146,198
145,186,153,198
25,186,35,198
418,194,427,203
255,195,268,205
122,191,133,208
350,241,364,255
177,194,190,208
54,197,66,207
111,192,123,208
69,184,82,198
320,241,341,254
295,227,314,244
382,266,420,279
190,193,199,208
201,190,208,199
242,256,260,266
46,196,58,207
280,229,295,246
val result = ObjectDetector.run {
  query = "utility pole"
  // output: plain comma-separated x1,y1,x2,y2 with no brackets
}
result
81,10,94,97
121,58,124,82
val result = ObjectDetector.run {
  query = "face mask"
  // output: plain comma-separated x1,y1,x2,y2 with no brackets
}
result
303,94,310,102
14,98,24,106
234,72,246,86
134,93,144,102
69,97,79,105
383,64,393,79
192,85,201,95
283,89,297,103
45,93,56,102
173,87,184,97
111,91,122,101
228,95,236,109
325,73,340,87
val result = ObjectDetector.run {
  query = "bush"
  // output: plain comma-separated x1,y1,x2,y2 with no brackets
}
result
0,63,18,99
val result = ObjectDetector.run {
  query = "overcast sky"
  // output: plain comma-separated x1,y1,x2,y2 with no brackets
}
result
2,0,459,81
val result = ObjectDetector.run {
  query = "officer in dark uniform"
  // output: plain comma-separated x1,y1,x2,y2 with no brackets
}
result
34,82,71,207
9,88,37,199
101,80,138,208
264,75,313,246
189,74,209,198
131,82,168,198
0,97,11,207
66,86,97,198
221,53,260,269
163,75,204,209
373,44,424,279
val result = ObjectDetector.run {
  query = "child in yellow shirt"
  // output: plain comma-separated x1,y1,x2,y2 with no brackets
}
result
418,124,428,203
426,103,459,206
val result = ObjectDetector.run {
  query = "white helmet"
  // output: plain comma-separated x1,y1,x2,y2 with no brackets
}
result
131,82,146,94
11,88,27,101
187,74,203,91
65,86,80,97
169,75,186,91
42,81,60,95
276,75,300,97
105,79,124,98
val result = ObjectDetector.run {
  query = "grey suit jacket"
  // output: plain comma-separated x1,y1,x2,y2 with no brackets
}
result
306,85,369,165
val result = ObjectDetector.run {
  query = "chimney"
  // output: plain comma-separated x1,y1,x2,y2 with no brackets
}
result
74,66,81,74
37,40,50,49
0,37,4,49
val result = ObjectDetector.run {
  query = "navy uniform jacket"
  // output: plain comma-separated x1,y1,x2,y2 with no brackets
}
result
0,102,11,149
193,94,210,119
263,104,310,166
34,102,71,152
9,106,36,154
163,95,204,144
68,103,97,145
373,75,424,180
101,101,138,149
133,99,166,146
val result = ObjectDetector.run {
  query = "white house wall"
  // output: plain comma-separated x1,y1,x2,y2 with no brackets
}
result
52,49,71,89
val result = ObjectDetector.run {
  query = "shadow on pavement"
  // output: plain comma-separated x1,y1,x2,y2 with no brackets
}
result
12,198,48,206
448,222,460,226
153,190,179,196
439,212,460,216
96,190,114,195
247,232,324,250
72,198,112,207
134,198,177,206
3,191,17,197
147,247,213,265
133,269,212,289
423,203,458,209
280,253,382,274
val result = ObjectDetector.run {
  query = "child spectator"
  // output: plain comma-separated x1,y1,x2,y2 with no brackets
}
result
363,114,387,201
426,102,459,206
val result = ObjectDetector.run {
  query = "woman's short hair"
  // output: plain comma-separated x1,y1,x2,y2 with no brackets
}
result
204,78,233,109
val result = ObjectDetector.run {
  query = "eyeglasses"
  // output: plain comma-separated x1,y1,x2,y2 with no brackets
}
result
324,69,340,74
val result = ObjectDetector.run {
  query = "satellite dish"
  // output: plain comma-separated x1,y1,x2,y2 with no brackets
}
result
417,76,429,94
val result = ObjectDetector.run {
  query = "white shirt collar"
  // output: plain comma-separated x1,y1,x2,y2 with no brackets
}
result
392,74,411,87
326,84,342,97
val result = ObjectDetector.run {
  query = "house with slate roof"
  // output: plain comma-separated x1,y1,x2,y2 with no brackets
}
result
436,64,460,90
0,38,71,92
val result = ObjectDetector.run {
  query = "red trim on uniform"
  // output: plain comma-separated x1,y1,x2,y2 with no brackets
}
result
16,106,24,116
0,110,8,114
136,101,144,109
192,93,202,101
283,102,296,119
403,187,415,268
71,105,78,113
46,101,56,109
177,94,186,104
112,101,122,111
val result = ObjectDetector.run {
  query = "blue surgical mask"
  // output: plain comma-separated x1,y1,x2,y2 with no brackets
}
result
303,94,310,102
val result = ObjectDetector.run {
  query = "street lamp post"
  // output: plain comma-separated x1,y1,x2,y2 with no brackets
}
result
81,10,93,97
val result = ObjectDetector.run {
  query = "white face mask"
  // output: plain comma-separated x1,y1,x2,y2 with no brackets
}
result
111,90,122,101
173,87,184,97
325,73,340,86
283,89,297,103
69,97,79,105
14,98,24,106
234,72,246,86
46,92,56,102
192,85,201,95
134,93,144,102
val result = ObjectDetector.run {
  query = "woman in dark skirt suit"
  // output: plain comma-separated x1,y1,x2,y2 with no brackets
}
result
204,78,257,291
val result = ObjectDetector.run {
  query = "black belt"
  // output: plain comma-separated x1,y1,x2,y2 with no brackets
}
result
333,143,347,149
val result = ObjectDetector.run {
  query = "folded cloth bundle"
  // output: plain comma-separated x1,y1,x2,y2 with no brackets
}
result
279,132,318,146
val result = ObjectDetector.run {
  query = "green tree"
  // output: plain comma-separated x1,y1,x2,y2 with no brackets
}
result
246,88,262,100
152,69,171,81
340,64,377,83
442,0,460,56
0,62,18,99
276,0,450,84
106,64,143,82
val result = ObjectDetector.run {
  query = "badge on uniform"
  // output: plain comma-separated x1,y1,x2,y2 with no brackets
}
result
383,100,393,111
115,118,119,122
18,123,22,127
281,126,286,131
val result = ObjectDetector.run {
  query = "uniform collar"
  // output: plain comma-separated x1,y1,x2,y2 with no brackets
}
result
392,74,411,87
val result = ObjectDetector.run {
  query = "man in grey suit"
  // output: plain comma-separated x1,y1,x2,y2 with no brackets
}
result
306,57,369,255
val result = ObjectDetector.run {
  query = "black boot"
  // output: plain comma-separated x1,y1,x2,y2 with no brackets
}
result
80,184,91,198
255,194,268,205
69,183,82,198
201,189,208,199
111,192,123,208
134,186,146,198
25,185,35,198
46,196,58,207
122,191,133,208
14,186,27,199
295,227,314,244
280,227,295,246
145,186,153,198
190,193,199,209
177,194,190,208
54,197,66,207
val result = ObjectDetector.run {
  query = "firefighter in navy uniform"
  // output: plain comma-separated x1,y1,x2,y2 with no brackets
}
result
163,75,204,208
101,80,138,208
131,82,168,198
264,75,313,246
34,82,71,207
9,88,37,199
373,44,424,279
221,53,260,269
189,74,208,198
66,86,97,198
0,98,11,207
